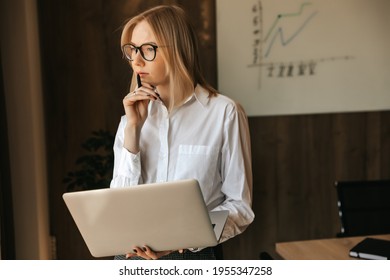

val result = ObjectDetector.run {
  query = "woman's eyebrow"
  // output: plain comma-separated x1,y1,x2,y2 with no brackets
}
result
129,41,158,46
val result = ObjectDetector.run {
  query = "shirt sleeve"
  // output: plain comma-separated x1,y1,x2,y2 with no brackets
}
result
110,116,142,188
212,102,255,243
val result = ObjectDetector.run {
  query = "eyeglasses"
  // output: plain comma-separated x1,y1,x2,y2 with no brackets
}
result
122,43,159,62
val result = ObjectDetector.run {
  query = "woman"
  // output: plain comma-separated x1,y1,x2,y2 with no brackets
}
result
111,5,254,260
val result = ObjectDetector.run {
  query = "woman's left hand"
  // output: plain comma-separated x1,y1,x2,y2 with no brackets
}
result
125,246,185,260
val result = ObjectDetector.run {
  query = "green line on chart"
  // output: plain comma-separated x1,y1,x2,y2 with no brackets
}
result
264,2,312,42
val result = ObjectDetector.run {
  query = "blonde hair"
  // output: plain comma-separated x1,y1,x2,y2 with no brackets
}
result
121,5,217,111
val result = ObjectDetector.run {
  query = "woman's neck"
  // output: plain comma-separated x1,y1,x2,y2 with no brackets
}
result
155,84,170,106
156,83,195,111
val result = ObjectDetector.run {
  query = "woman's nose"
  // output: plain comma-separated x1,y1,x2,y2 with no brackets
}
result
132,51,145,66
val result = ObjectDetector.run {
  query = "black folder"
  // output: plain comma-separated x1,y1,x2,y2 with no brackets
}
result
349,238,390,260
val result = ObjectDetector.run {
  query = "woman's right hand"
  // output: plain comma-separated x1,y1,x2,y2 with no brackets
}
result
123,83,158,128
122,83,159,153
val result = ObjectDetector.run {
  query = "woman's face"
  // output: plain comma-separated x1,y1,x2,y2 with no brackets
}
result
130,20,168,87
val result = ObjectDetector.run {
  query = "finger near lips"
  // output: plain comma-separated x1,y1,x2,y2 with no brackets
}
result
124,89,158,100
124,90,137,98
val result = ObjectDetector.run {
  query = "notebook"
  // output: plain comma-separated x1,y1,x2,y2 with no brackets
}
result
349,238,390,260
63,179,229,258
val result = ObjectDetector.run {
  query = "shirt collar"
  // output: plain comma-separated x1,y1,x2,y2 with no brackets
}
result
183,84,209,108
149,84,210,114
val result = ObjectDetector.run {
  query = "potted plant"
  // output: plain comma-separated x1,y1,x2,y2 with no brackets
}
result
63,130,114,191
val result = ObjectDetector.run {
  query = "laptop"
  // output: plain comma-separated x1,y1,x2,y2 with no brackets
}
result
63,179,229,258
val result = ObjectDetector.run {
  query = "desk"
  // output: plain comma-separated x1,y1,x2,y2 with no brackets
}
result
276,234,390,260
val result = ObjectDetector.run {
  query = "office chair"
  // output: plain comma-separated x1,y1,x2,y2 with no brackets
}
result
335,180,390,237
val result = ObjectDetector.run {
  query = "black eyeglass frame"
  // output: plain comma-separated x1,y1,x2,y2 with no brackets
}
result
122,43,159,62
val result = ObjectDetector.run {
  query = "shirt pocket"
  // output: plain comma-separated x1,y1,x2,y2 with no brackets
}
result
174,145,219,192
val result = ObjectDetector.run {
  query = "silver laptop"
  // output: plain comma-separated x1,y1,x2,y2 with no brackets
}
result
63,179,228,258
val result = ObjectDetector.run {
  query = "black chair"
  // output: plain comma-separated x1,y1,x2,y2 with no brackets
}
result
335,180,390,237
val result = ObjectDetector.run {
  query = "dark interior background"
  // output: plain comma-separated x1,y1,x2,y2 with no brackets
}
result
37,0,390,259
1,54,16,260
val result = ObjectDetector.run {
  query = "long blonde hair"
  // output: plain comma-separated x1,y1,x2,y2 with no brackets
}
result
121,5,217,111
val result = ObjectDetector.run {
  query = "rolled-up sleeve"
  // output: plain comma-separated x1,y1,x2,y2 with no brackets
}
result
212,103,254,243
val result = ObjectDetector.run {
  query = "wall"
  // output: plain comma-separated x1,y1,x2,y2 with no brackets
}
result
1,0,51,259
1,46,16,260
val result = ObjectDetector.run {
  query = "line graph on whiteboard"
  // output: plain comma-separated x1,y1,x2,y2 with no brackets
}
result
249,1,354,87
217,0,389,116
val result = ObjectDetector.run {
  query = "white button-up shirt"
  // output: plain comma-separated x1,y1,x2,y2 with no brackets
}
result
110,85,254,243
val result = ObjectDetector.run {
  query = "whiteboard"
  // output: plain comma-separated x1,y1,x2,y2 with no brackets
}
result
216,0,390,116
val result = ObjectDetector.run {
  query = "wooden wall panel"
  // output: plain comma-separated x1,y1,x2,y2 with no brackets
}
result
38,0,390,259
380,112,390,176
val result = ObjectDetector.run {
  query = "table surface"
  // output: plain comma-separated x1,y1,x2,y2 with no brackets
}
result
275,234,390,260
